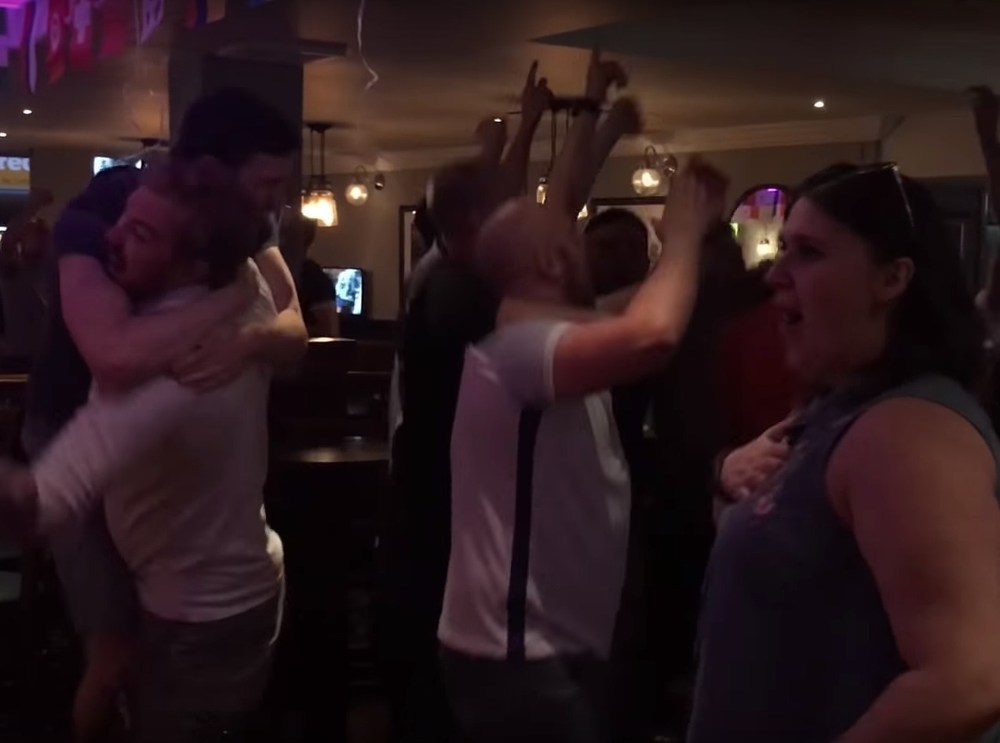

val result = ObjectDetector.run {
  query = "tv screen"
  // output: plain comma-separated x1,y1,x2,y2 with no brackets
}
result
323,267,366,315
93,156,143,175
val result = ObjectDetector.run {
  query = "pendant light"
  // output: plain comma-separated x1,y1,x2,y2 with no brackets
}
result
632,146,664,196
535,108,589,219
346,166,370,206
301,123,338,227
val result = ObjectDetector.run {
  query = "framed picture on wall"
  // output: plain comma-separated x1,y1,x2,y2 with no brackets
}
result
591,197,665,262
398,204,418,307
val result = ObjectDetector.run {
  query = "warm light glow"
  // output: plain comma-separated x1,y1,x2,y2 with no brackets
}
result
631,167,662,196
21,109,31,115
301,189,338,227
0,133,7,138
536,177,548,205
578,204,589,221
346,182,369,206
756,237,777,260
493,117,503,123
813,99,826,109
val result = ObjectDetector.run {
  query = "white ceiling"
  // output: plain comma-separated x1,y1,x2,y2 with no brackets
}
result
3,0,1000,166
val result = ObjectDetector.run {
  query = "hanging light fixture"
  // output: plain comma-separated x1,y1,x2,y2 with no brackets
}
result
536,106,559,205
536,176,548,205
756,235,777,261
632,146,666,196
346,166,370,206
302,188,338,226
301,123,338,227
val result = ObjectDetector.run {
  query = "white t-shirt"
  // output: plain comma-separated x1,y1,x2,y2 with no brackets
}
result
34,263,283,622
438,320,631,661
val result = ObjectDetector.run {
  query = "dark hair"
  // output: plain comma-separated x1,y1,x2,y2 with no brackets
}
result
69,165,142,224
143,157,268,288
700,220,748,310
172,87,300,168
428,159,498,256
584,208,651,295
50,166,141,267
584,207,648,241
413,198,437,249
796,163,985,388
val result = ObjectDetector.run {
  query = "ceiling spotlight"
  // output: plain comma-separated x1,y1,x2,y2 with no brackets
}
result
493,117,503,123
373,172,386,191
0,133,7,138
813,99,826,109
21,108,31,115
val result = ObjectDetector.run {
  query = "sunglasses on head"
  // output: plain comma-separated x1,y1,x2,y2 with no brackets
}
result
813,162,917,241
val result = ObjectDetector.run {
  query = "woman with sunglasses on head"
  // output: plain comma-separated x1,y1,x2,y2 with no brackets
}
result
689,163,1000,743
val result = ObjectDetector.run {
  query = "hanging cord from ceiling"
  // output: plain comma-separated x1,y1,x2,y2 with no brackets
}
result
357,0,380,93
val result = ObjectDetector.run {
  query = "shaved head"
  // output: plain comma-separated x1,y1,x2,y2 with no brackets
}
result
475,197,592,305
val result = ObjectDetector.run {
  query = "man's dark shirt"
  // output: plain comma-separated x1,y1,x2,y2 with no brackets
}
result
388,259,499,631
24,168,140,449
297,258,335,332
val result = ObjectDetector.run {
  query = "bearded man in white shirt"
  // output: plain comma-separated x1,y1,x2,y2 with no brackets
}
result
0,156,284,743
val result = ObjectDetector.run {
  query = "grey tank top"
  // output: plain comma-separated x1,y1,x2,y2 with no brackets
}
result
689,374,1000,743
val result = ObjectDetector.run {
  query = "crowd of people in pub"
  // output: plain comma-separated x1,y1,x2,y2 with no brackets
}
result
0,47,997,743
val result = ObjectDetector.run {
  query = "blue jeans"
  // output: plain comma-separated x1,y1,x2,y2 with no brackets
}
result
22,415,139,635
130,593,283,743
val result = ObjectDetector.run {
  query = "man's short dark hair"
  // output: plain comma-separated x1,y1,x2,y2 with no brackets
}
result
584,207,648,242
172,87,300,168
143,157,269,287
428,159,498,254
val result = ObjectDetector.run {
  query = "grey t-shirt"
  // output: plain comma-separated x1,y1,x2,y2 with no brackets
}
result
439,320,631,661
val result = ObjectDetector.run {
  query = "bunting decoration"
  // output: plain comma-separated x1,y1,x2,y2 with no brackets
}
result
68,0,94,71
46,0,69,83
184,0,224,29
16,0,40,93
137,0,162,44
0,0,280,93
95,0,130,59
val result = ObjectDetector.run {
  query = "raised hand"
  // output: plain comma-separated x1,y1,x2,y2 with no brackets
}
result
521,61,553,124
970,86,1000,148
606,96,643,136
585,48,628,103
659,157,728,246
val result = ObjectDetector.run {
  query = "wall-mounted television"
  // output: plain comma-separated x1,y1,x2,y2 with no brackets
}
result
323,267,368,316
93,156,144,175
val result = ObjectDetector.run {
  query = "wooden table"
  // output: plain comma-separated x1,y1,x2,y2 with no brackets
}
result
261,439,389,743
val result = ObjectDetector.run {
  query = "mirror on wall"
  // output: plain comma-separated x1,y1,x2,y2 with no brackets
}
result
729,185,791,267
